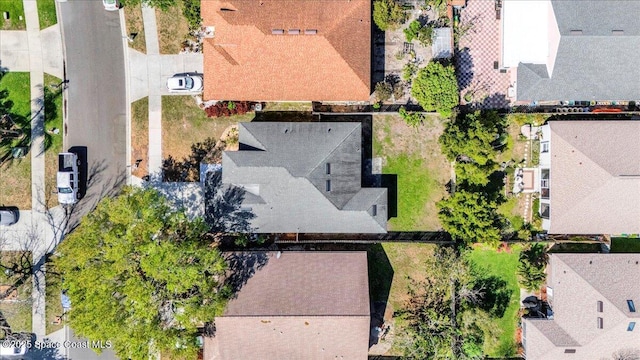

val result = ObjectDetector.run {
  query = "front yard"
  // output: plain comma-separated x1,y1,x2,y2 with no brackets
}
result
0,72,32,209
0,0,26,30
36,0,57,29
131,97,149,178
373,113,450,231
43,73,64,207
156,2,191,54
0,252,33,334
161,96,253,164
468,244,522,357
123,3,146,53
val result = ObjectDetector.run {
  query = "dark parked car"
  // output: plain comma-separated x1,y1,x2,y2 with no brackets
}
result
0,208,19,226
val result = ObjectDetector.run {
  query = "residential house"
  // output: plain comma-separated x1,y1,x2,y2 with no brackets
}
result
201,0,371,102
204,251,370,360
523,253,640,360
538,121,640,234
501,0,640,104
220,122,387,233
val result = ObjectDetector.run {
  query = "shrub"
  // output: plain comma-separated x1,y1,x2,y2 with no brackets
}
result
411,61,459,117
374,81,393,103
399,106,426,128
181,0,202,31
517,243,548,291
373,0,407,31
404,20,422,42
404,20,434,46
402,62,418,81
205,101,252,118
372,102,382,110
227,101,236,110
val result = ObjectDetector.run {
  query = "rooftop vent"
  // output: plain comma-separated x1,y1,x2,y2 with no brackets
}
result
304,29,318,35
288,29,300,35
570,30,583,35
612,30,624,35
271,29,284,35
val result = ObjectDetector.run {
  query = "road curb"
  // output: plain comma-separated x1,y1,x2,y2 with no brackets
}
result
119,8,133,186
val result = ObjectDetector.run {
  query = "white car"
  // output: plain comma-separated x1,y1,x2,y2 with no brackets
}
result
167,75,203,93
103,0,119,11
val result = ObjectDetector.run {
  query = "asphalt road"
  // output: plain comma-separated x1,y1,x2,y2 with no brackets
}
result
58,1,126,225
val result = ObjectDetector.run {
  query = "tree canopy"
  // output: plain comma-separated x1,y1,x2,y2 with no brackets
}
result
55,187,230,360
517,243,548,291
373,0,406,31
437,190,502,246
439,111,505,166
411,61,459,117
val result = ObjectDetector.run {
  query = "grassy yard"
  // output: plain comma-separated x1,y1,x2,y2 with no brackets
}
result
45,261,63,335
0,252,33,334
131,97,149,178
36,0,57,29
161,96,253,161
262,102,313,112
0,0,26,30
0,72,31,209
123,3,146,53
43,73,63,207
373,114,450,231
156,3,190,54
609,237,640,253
468,244,522,358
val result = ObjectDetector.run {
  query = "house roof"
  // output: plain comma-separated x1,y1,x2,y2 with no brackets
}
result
547,121,640,234
201,0,371,101
516,0,640,101
205,251,370,360
524,254,640,360
221,122,387,233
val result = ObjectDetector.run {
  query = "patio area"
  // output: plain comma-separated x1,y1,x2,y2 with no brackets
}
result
455,0,511,109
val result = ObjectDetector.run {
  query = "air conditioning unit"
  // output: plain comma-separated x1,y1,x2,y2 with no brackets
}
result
254,103,263,111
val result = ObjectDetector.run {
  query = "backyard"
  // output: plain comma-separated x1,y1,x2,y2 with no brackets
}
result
468,244,522,357
0,0,26,30
373,113,450,231
0,72,32,209
161,96,253,163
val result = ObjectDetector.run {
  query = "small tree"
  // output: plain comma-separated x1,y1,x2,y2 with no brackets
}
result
404,20,434,46
517,243,548,292
402,62,418,81
439,111,506,166
373,0,407,31
374,81,393,103
411,61,459,117
437,190,502,245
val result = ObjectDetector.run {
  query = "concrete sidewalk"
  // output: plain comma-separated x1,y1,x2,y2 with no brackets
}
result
125,5,203,183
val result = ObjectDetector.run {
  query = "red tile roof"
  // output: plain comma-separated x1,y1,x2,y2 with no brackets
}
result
202,0,371,101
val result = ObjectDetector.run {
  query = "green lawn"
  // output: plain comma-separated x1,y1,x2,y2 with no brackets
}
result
43,73,63,207
0,72,32,209
610,237,640,253
373,114,450,231
45,261,64,334
468,245,522,358
36,0,57,29
0,0,26,30
0,252,33,334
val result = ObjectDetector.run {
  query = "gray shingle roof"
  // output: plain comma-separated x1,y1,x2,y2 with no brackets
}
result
205,251,370,360
222,122,387,233
548,121,640,234
517,1,640,101
524,254,640,360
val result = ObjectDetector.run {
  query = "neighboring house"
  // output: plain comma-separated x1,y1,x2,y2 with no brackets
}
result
204,251,370,360
220,122,387,233
538,121,640,234
501,0,640,104
200,0,371,102
523,253,640,360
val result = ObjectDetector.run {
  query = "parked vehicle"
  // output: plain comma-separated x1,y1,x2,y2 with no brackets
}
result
102,0,119,11
167,74,203,93
0,208,18,226
57,152,80,205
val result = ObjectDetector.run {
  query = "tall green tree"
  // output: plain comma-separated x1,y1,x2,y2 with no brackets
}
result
517,243,548,291
437,190,502,245
411,61,459,117
373,0,406,31
439,111,505,165
55,187,230,360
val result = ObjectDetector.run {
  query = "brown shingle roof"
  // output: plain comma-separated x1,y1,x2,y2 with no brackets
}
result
548,121,640,234
202,0,371,101
205,251,370,360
